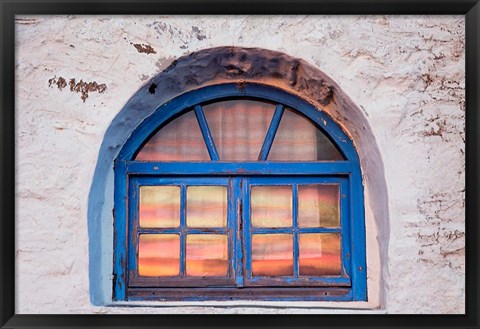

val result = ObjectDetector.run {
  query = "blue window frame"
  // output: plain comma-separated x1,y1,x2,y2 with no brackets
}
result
113,83,367,301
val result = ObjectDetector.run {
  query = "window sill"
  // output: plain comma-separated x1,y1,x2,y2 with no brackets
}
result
106,300,384,313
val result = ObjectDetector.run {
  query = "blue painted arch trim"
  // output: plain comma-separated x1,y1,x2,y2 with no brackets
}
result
117,83,360,163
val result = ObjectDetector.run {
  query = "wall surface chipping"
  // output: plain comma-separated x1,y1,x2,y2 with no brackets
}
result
15,15,465,314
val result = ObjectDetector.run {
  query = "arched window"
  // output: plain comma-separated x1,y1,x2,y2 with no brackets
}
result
113,83,366,301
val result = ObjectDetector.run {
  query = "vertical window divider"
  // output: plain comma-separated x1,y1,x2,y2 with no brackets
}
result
258,104,285,161
231,177,244,287
194,105,220,161
292,184,299,278
243,179,252,280
180,184,187,278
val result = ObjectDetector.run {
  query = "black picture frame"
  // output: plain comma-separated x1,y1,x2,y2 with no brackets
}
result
1,1,478,328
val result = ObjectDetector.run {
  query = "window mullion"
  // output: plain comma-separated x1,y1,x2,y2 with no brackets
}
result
180,184,187,278
231,177,244,287
258,104,285,161
293,184,299,278
194,105,220,161
242,178,252,282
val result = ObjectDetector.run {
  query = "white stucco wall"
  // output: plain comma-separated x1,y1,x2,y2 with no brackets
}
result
15,15,465,314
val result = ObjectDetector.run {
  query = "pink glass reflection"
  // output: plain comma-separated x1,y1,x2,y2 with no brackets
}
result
252,234,293,276
138,234,180,276
268,109,344,161
298,184,339,227
139,186,180,228
186,186,227,227
203,100,275,161
251,185,292,228
135,110,210,161
299,233,341,276
186,235,228,276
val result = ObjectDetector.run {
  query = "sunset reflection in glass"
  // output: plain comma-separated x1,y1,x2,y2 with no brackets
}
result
251,185,292,227
298,184,339,227
299,233,341,276
252,234,293,276
138,234,180,276
203,100,275,161
186,234,228,276
135,110,210,161
186,186,227,227
139,186,180,228
268,108,344,161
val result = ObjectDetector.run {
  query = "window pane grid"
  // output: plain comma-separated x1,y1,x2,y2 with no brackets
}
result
134,180,345,282
136,183,232,279
246,181,344,281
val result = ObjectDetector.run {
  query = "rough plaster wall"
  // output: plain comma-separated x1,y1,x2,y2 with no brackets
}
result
15,15,465,314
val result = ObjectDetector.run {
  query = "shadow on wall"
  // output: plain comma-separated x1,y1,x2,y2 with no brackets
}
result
87,46,389,306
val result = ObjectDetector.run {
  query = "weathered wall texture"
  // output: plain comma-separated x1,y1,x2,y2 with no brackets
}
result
15,15,465,314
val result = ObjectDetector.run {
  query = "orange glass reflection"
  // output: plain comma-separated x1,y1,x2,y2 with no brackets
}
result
186,235,228,276
298,184,339,227
135,110,210,161
251,185,292,227
186,186,227,227
252,234,293,276
139,186,180,228
203,100,275,161
138,234,180,276
299,233,341,276
268,109,344,161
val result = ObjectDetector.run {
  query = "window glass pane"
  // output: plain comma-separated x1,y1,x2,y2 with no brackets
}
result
186,234,228,276
203,100,275,161
138,234,180,276
299,233,341,276
268,109,344,161
298,184,340,227
135,110,210,161
252,234,293,276
139,186,180,228
251,185,292,227
187,186,227,227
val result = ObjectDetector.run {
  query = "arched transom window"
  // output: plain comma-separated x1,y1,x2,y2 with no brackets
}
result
113,83,366,301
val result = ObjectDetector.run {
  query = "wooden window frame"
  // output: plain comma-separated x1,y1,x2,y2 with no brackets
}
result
113,83,367,301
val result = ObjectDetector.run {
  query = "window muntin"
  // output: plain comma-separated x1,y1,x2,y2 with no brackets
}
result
114,84,366,301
